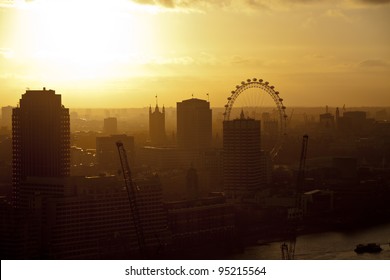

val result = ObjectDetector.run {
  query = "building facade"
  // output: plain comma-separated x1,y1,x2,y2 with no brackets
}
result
223,113,262,198
176,98,212,151
96,134,135,173
12,88,70,206
103,117,118,135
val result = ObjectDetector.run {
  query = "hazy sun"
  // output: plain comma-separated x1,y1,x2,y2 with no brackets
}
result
16,0,156,80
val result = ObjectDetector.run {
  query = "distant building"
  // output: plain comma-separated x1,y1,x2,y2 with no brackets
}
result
12,88,70,206
177,98,212,151
186,167,199,199
103,117,118,135
139,146,179,170
261,112,278,152
1,106,13,130
223,111,263,198
96,134,134,173
319,112,335,131
149,104,166,146
338,111,368,134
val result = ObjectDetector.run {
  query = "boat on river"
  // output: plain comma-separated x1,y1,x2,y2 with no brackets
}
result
354,243,382,254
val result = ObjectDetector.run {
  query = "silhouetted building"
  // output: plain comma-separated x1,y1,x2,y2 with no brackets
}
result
338,111,368,134
164,193,235,255
12,88,70,206
186,167,199,199
319,113,335,131
332,157,358,179
177,98,212,151
139,146,179,170
15,175,169,259
103,117,118,135
223,112,262,198
149,104,166,146
96,135,134,173
261,112,278,152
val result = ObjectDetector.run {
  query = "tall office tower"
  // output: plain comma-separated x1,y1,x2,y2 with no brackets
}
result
223,111,262,198
177,98,212,151
149,104,166,146
12,88,70,205
103,117,118,135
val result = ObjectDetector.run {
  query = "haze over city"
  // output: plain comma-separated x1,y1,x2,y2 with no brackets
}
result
1,0,390,107
1,0,390,262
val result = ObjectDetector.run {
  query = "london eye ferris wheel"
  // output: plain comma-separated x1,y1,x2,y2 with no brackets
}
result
223,78,288,159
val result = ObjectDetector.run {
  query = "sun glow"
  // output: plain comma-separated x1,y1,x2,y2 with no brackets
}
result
13,0,157,81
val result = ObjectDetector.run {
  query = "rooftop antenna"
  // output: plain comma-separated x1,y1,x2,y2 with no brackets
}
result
192,93,194,99
206,93,209,102
155,95,158,107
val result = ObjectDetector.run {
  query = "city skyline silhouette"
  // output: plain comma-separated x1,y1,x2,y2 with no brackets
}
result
1,0,390,261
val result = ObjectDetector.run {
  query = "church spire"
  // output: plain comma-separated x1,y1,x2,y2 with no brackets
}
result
240,109,245,119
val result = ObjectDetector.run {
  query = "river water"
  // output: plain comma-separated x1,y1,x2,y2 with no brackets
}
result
233,223,390,260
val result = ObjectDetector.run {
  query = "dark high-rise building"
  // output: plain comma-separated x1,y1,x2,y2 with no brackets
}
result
103,117,118,135
149,104,166,146
12,88,70,205
177,98,212,150
223,111,262,198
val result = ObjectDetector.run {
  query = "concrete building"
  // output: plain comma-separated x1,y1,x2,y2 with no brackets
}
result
103,117,118,135
14,175,169,259
96,134,134,173
12,88,70,206
164,193,235,254
177,98,212,151
223,112,262,198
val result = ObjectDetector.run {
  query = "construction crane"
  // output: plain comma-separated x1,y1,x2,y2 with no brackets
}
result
281,134,309,260
116,141,146,258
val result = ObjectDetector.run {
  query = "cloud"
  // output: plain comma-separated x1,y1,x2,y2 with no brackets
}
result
357,0,390,4
359,59,390,68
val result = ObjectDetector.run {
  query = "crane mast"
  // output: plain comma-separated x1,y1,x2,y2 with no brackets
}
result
281,135,309,260
116,141,146,257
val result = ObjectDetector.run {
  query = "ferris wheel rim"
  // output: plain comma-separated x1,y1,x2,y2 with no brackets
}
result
223,78,288,159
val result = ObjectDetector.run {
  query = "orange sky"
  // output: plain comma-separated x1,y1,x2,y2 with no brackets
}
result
0,0,390,108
